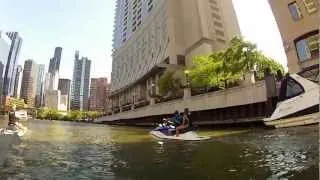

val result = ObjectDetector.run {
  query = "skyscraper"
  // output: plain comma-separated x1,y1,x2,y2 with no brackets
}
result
20,60,38,107
268,0,319,73
4,32,22,96
13,65,23,98
58,78,71,109
49,47,62,73
0,31,11,101
35,64,45,107
71,51,91,111
110,0,241,107
48,47,62,90
89,78,108,112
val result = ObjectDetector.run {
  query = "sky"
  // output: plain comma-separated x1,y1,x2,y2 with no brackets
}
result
0,0,287,80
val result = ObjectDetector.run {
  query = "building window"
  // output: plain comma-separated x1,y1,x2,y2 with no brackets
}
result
209,0,217,5
210,6,219,12
295,31,319,62
214,21,223,28
212,13,221,20
177,55,186,66
302,0,318,14
288,2,303,21
215,29,225,36
298,64,319,83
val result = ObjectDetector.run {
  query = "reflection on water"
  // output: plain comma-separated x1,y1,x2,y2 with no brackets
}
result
0,119,318,179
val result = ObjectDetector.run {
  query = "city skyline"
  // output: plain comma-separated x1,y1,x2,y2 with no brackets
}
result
0,0,287,80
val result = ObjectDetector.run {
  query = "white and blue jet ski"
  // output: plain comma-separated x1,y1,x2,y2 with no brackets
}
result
150,119,210,141
0,127,28,137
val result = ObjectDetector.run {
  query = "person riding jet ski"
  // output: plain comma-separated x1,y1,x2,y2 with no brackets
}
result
163,110,182,127
6,105,26,131
176,108,191,136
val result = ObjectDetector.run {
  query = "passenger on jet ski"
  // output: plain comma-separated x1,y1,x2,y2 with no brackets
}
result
176,108,190,137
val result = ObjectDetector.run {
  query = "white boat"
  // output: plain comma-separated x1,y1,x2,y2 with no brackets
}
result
264,65,319,128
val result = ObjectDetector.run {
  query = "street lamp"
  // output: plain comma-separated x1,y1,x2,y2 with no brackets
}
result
184,70,190,88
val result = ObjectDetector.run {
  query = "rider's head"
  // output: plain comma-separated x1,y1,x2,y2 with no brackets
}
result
174,110,179,115
184,108,190,115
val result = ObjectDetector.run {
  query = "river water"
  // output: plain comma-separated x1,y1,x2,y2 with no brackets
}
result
0,119,318,180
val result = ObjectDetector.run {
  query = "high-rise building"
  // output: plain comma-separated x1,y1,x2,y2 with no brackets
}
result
20,60,38,107
110,0,241,107
13,65,23,98
89,78,108,112
0,31,11,101
35,64,45,107
71,51,91,111
48,47,62,90
58,78,71,109
44,90,68,111
58,79,71,95
269,0,319,73
48,47,62,74
4,32,22,96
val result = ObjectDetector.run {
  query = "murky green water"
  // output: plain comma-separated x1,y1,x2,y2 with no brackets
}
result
0,119,318,179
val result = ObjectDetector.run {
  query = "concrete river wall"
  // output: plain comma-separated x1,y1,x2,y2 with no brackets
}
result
97,81,268,126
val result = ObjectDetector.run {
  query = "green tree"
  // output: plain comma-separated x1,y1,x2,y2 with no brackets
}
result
69,110,83,120
188,37,284,88
87,111,99,120
158,70,182,96
46,109,61,120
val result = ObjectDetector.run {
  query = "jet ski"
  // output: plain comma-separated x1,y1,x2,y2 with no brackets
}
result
263,65,319,128
150,119,210,141
0,127,28,137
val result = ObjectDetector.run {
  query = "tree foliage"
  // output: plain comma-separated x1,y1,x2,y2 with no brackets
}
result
157,70,182,96
36,108,101,121
6,97,27,110
189,37,284,88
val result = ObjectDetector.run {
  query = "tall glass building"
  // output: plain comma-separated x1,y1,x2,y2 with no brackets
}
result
0,31,11,100
13,65,23,98
35,64,45,107
71,51,91,111
4,32,22,96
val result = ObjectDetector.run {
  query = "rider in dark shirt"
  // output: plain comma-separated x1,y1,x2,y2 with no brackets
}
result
7,105,25,131
164,110,182,126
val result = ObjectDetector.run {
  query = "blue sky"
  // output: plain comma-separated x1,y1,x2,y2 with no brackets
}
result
0,0,287,81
